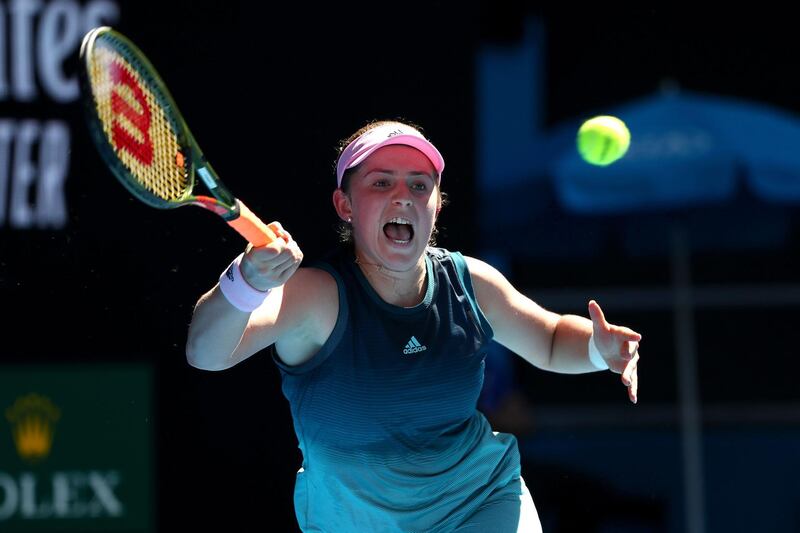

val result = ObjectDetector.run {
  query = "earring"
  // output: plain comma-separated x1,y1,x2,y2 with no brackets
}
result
347,217,352,223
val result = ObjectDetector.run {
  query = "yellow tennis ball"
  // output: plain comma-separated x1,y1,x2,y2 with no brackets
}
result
576,115,630,166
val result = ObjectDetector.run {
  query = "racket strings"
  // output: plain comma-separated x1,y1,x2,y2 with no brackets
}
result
88,44,189,202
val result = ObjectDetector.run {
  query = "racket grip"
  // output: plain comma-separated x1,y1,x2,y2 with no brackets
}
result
227,200,278,247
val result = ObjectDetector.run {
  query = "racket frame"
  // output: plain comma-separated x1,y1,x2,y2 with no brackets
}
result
78,26,241,220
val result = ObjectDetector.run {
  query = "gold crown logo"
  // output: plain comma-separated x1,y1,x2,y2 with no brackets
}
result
5,393,61,463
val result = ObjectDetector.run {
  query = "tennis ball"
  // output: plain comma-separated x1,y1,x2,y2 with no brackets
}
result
576,115,630,166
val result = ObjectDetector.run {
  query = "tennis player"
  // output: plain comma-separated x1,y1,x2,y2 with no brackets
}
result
186,119,641,532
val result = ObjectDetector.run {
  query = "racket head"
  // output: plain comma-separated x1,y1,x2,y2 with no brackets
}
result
79,27,212,211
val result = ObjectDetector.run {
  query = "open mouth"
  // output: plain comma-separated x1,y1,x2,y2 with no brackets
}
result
383,217,414,245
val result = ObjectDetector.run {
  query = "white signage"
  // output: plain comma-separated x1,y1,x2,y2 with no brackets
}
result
0,0,120,229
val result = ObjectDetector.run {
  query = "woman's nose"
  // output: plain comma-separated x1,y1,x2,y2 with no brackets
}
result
392,186,413,206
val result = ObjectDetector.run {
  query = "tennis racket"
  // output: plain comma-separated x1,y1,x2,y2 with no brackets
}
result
78,26,277,246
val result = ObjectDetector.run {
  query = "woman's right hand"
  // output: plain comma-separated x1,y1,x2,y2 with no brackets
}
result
239,222,303,291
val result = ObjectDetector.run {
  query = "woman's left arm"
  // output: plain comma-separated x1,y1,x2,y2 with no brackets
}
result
465,256,641,403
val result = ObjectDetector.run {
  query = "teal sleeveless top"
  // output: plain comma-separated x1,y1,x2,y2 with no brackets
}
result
271,246,521,532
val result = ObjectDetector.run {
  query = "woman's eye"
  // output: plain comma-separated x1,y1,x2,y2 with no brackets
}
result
412,182,427,191
373,180,389,187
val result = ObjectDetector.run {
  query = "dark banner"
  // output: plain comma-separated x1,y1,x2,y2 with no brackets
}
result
0,363,153,531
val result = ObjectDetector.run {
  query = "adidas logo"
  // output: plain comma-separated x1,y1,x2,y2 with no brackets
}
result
403,336,427,355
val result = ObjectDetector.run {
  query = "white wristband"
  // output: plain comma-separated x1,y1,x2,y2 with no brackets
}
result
218,253,271,312
588,334,609,370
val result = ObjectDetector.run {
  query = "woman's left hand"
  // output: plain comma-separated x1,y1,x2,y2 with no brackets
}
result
587,299,641,404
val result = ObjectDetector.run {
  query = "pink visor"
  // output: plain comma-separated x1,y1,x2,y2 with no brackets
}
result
336,123,445,187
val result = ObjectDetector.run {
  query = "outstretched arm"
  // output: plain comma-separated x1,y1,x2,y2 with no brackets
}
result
185,222,311,370
465,256,641,403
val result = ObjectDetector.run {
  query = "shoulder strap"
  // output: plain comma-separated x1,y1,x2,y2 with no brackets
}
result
439,249,495,340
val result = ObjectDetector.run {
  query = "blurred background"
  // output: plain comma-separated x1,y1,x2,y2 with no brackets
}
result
2,1,799,531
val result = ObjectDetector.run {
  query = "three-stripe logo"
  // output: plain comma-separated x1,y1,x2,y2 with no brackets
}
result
403,336,427,355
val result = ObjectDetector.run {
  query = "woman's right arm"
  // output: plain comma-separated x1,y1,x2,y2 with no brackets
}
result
185,224,312,370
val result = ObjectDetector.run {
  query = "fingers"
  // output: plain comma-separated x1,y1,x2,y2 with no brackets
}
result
612,325,642,342
240,222,303,290
589,301,642,346
622,352,639,404
268,221,291,243
587,300,607,329
591,301,642,363
625,364,638,404
622,351,639,385
273,241,303,281
588,299,641,404
619,340,639,361
248,223,296,260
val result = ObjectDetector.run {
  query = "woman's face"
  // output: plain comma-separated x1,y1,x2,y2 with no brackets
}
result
337,144,440,273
